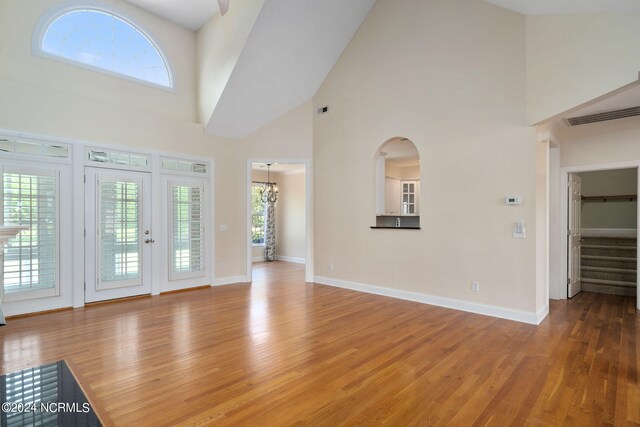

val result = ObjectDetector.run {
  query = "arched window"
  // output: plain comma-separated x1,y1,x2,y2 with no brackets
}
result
35,7,173,89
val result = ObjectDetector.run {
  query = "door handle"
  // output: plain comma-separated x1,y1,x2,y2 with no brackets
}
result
145,239,155,244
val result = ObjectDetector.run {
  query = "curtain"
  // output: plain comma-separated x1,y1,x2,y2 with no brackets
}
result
264,199,276,261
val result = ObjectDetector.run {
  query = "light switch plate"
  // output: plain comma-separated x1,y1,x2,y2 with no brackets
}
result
513,222,525,239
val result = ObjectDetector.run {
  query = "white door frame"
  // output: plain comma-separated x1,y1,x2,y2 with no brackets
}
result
246,159,313,283
560,160,640,310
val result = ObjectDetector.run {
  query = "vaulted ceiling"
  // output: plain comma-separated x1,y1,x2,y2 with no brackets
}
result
123,0,640,138
125,0,219,30
124,0,375,138
206,0,376,138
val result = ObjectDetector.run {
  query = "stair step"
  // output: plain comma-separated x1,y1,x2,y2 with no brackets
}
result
581,278,637,288
581,265,637,282
581,244,637,250
581,245,637,257
581,266,636,274
581,255,637,270
581,255,636,262
581,236,637,247
582,282,637,297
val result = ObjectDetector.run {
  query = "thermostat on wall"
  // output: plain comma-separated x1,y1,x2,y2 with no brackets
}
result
505,196,522,206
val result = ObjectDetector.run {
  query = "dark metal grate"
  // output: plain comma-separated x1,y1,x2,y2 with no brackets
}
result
566,106,640,126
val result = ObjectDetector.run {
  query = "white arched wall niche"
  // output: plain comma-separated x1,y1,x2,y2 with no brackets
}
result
374,137,421,228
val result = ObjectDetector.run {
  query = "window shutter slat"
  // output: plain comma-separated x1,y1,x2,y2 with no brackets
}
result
171,184,204,274
3,172,57,293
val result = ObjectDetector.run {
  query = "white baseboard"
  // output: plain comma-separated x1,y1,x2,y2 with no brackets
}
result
252,256,265,262
213,275,250,286
275,255,305,264
581,228,637,237
313,276,546,325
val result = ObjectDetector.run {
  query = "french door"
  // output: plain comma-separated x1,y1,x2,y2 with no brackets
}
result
85,168,152,302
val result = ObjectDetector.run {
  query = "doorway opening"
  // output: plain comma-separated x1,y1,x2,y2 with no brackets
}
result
564,167,638,303
247,161,311,283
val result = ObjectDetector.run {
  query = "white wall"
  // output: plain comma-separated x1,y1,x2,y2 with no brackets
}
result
385,164,420,180
526,11,640,124
579,169,637,229
548,146,562,299
535,137,549,312
314,0,542,322
275,172,306,261
558,117,640,167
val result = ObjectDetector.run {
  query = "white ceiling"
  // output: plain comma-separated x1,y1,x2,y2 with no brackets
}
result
124,0,218,30
205,0,376,138
485,0,640,15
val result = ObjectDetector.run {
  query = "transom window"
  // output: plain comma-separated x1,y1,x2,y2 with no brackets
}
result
36,7,172,88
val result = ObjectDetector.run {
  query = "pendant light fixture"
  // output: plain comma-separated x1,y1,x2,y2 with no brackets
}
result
260,164,278,203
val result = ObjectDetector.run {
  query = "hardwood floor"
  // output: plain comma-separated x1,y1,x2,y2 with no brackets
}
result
1,261,639,426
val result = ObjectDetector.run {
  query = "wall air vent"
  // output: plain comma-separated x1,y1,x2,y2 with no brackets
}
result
566,106,640,126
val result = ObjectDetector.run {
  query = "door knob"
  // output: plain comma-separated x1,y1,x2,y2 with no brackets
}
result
145,239,155,244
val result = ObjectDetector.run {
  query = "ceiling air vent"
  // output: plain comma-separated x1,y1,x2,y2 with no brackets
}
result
566,106,640,126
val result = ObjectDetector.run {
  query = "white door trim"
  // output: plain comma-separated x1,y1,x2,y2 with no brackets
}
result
560,160,639,310
84,167,152,302
246,159,313,283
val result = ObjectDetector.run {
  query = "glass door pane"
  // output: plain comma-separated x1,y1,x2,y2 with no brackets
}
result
99,179,141,286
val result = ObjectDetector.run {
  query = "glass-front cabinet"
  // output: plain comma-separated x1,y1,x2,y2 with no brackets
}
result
401,180,419,215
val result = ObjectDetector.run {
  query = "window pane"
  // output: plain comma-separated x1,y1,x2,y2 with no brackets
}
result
172,185,203,274
99,180,140,283
87,149,149,168
3,172,57,293
41,8,172,88
251,185,266,245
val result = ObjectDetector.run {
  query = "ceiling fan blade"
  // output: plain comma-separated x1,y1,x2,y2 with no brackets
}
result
217,0,229,16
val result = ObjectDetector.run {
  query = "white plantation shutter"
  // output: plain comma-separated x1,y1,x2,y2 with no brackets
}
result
170,182,204,278
2,363,59,427
2,170,58,295
98,178,141,286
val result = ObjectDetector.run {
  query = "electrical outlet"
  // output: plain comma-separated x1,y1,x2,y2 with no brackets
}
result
472,281,480,292
328,262,334,272
219,262,225,270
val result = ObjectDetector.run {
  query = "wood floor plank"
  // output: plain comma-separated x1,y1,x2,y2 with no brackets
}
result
1,261,638,426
